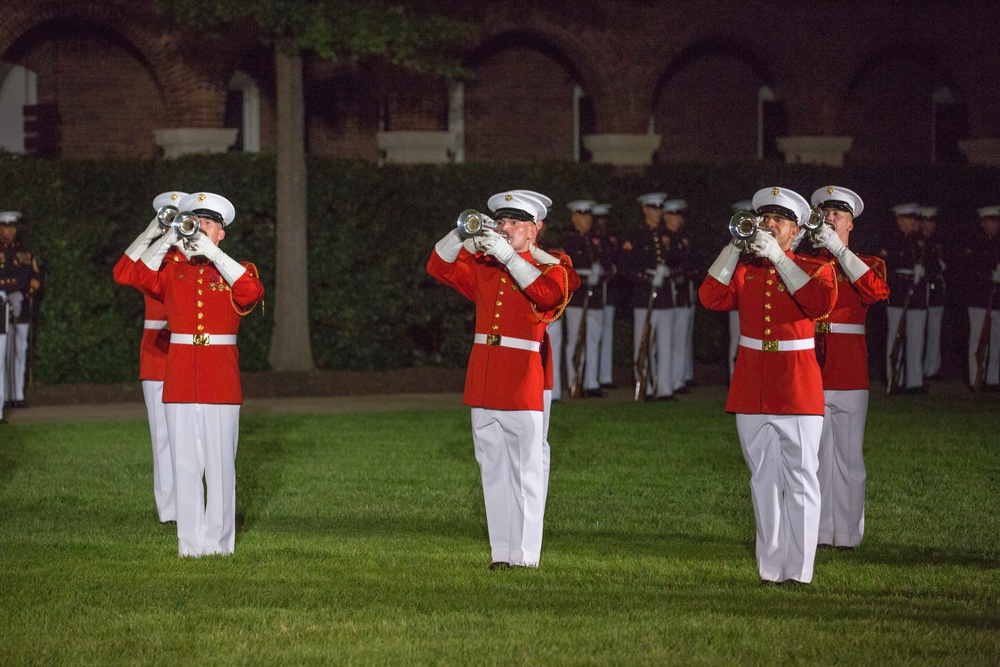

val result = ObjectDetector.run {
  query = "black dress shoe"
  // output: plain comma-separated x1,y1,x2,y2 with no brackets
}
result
600,383,618,389
760,579,780,587
674,386,690,395
655,395,676,402
783,579,811,588
14,400,28,409
583,388,608,398
817,543,834,550
488,562,512,571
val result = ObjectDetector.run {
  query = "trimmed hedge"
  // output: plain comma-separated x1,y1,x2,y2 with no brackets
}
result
1,154,997,384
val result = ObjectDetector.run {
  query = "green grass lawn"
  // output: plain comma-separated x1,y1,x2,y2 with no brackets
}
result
1,386,998,665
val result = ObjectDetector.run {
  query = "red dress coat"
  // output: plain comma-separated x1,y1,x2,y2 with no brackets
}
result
699,252,837,415
113,254,170,381
429,248,574,411
813,250,889,391
132,252,264,404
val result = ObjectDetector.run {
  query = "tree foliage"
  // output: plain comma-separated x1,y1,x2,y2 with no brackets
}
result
156,0,474,78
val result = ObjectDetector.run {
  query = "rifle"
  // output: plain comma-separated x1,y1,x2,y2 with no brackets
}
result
634,285,658,402
569,287,591,398
972,282,996,391
886,281,913,395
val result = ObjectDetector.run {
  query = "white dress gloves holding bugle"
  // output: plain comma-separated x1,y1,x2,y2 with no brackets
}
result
181,233,246,285
479,230,541,289
811,224,871,283
125,217,165,262
750,230,811,294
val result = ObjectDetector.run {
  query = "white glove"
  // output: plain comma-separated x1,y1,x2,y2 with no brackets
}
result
750,230,785,265
992,264,1000,284
812,224,869,282
587,262,603,286
434,228,464,263
811,224,845,255
179,232,222,262
0,290,6,303
707,240,741,285
479,230,517,265
9,291,23,318
124,217,164,261
140,228,179,271
912,263,925,284
651,263,670,289
530,245,560,265
462,237,478,254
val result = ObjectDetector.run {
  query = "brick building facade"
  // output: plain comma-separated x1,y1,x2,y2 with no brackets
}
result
2,0,999,166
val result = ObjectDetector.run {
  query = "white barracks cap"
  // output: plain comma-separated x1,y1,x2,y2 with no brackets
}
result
977,205,1000,219
751,186,811,226
637,192,667,208
0,211,23,224
662,199,687,213
917,206,938,218
178,192,236,227
810,185,864,219
152,191,188,212
487,190,547,223
592,203,611,216
891,202,920,217
566,200,596,213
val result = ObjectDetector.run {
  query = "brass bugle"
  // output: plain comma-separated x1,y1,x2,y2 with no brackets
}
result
156,205,178,231
728,210,759,250
803,205,828,233
172,211,201,239
456,209,497,238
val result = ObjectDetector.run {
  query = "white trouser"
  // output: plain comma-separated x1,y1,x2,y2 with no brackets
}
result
728,310,740,380
6,323,28,400
633,308,674,397
923,305,944,377
736,413,822,583
886,306,927,389
967,308,1000,386
142,380,175,523
599,305,615,385
471,408,545,567
817,389,868,547
542,389,552,514
564,306,604,391
165,402,240,557
684,304,696,382
547,319,564,400
670,306,691,391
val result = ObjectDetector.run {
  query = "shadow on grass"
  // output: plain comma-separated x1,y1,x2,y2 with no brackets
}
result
235,420,290,533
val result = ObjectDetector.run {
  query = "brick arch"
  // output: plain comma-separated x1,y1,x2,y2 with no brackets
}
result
0,0,234,126
467,20,617,131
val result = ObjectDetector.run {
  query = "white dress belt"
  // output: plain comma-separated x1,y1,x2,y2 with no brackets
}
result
739,335,815,352
169,333,237,346
473,333,541,352
144,320,168,330
815,322,866,335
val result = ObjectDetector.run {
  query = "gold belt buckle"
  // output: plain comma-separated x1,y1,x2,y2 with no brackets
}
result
486,334,501,346
193,333,210,346
816,321,832,334
762,339,779,352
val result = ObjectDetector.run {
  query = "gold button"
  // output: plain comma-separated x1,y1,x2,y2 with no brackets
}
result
199,268,205,274
769,268,775,274
765,303,772,309
198,313,204,319
198,279,203,284
766,280,773,285
764,328,771,335
494,313,500,318
498,291,504,295
501,278,507,283
198,290,203,295
492,325,499,330
765,316,771,322
496,301,502,306
197,301,203,307
765,291,771,297
197,325,204,331
778,284,786,291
